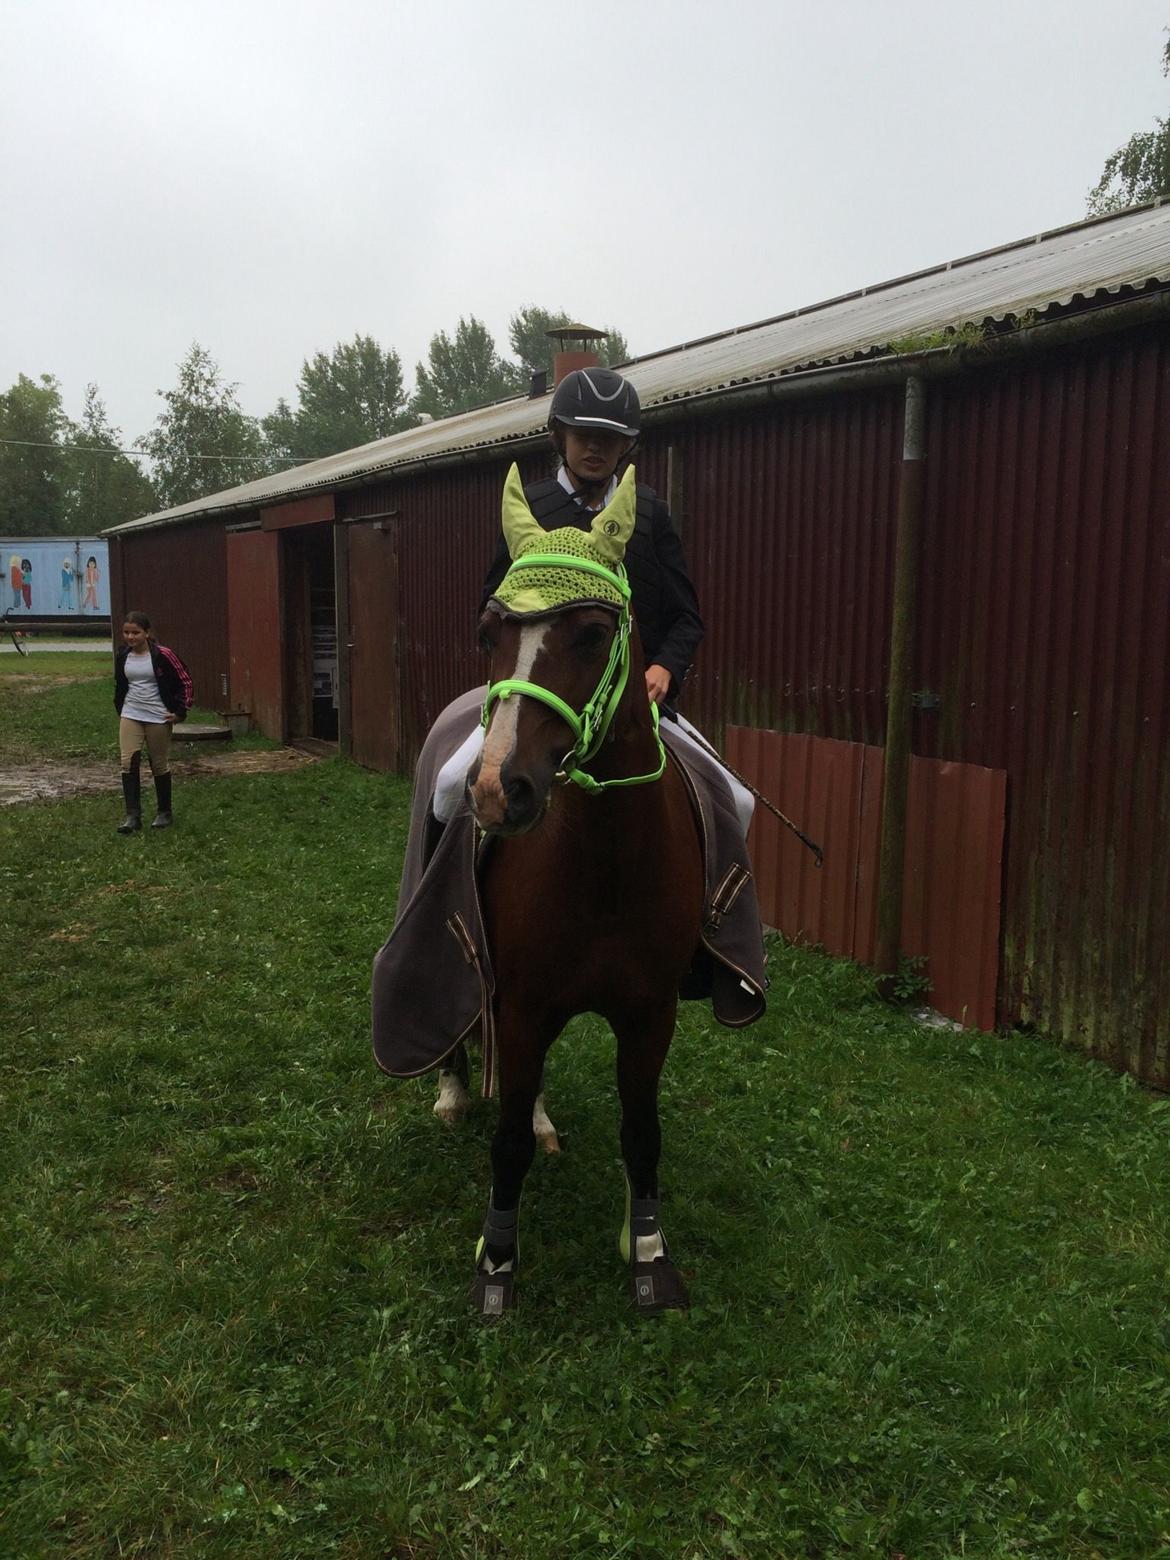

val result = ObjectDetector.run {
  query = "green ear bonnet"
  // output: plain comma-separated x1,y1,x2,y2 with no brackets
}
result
489,463,637,617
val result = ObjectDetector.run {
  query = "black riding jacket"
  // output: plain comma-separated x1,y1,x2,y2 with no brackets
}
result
114,642,193,721
480,475,705,698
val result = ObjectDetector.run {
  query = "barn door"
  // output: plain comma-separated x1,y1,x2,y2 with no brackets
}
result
226,528,283,739
346,519,401,772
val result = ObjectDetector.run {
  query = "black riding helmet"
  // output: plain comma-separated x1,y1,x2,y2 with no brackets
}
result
548,367,640,438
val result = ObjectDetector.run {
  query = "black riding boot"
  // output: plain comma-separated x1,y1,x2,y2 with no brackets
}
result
151,771,173,829
117,763,142,834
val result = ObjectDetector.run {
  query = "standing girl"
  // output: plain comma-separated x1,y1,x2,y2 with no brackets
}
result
113,611,193,833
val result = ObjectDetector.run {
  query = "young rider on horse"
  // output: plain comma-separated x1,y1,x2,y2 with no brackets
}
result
482,367,703,712
435,367,753,828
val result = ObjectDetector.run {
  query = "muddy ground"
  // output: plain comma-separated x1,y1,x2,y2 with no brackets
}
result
0,746,322,807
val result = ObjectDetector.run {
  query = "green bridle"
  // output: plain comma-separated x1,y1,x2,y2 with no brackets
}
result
481,553,667,794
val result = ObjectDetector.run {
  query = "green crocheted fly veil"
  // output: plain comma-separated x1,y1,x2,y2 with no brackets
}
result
489,463,637,617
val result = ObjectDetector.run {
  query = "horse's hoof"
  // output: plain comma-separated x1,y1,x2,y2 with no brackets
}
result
535,1128,561,1155
433,1100,469,1127
470,1269,515,1319
629,1259,690,1314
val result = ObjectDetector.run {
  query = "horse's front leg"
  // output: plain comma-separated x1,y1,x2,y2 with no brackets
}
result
471,1006,555,1318
613,999,690,1314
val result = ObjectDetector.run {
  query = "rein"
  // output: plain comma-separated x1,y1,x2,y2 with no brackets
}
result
481,553,667,794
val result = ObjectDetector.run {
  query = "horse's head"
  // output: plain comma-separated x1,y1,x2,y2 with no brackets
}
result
468,464,642,836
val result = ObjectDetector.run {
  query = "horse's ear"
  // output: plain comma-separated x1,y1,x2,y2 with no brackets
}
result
501,463,544,560
589,465,637,562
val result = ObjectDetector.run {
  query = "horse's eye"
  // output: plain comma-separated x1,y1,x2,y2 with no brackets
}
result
573,622,609,657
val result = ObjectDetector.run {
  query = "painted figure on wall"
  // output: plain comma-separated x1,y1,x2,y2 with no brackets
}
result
9,556,22,611
20,559,32,610
83,556,100,612
58,556,76,611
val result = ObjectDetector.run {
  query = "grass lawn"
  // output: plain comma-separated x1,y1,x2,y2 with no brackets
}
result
2,660,1170,1557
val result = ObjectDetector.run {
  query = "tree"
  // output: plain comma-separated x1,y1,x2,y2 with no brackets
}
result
139,343,266,510
260,396,301,471
264,334,410,466
297,335,409,456
63,385,156,533
411,316,521,420
508,307,631,379
1088,33,1170,213
0,373,69,534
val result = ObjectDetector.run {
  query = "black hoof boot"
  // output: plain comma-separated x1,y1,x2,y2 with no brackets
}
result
471,1200,518,1320
629,1258,690,1313
622,1191,691,1313
470,1268,515,1319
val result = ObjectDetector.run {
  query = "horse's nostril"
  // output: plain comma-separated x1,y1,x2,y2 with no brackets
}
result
505,775,536,819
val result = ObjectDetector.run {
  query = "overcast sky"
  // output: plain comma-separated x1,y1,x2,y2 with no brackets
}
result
3,0,1168,447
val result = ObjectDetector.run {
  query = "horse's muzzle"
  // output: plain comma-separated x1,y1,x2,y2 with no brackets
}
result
466,759,549,836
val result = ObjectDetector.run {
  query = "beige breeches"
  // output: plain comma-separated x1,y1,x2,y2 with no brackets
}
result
120,717,172,777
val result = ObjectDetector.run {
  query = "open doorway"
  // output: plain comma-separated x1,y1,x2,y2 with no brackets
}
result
283,524,338,743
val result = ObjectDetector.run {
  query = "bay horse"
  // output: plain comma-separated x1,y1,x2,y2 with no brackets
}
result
452,462,705,1317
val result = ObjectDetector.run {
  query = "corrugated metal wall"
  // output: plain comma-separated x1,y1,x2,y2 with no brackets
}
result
669,394,904,746
110,522,229,712
916,330,1170,1081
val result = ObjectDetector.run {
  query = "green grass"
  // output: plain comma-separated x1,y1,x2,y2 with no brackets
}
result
0,651,261,761
3,667,1170,1557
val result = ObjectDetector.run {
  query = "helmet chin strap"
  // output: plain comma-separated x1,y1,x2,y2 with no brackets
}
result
561,440,639,508
564,461,608,503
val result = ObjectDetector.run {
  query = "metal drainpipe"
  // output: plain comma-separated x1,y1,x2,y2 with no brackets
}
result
875,374,926,989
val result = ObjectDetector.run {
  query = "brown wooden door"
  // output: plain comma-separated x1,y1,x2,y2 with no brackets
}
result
226,529,283,739
346,520,401,771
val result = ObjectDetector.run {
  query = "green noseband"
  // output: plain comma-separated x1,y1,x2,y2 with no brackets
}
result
482,554,666,794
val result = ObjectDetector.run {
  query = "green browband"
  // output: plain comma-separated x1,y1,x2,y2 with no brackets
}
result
482,556,665,794
505,552,633,600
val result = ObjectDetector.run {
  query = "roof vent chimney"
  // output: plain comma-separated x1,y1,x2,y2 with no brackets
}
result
547,322,607,388
528,368,548,399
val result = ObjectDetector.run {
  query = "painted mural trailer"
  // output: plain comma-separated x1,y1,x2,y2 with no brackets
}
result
1,538,111,630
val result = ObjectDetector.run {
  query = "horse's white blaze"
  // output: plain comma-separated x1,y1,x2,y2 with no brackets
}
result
480,621,548,776
433,1067,471,1126
532,1092,560,1154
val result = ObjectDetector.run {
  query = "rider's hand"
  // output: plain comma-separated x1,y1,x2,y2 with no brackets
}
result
645,664,672,706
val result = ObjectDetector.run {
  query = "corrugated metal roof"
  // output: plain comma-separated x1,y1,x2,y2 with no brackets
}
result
112,201,1170,534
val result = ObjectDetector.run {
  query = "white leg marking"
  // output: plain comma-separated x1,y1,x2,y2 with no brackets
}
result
532,1092,560,1155
636,1230,665,1262
433,1067,471,1126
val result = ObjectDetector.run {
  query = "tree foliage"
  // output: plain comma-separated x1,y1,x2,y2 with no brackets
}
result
0,374,69,534
1088,33,1170,214
264,334,409,464
63,385,156,534
408,309,634,423
139,343,266,510
508,307,631,378
411,315,521,420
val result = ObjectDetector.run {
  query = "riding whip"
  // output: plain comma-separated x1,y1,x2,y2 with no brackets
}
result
669,717,824,868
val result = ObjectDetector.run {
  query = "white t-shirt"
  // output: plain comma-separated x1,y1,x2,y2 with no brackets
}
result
122,649,169,723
